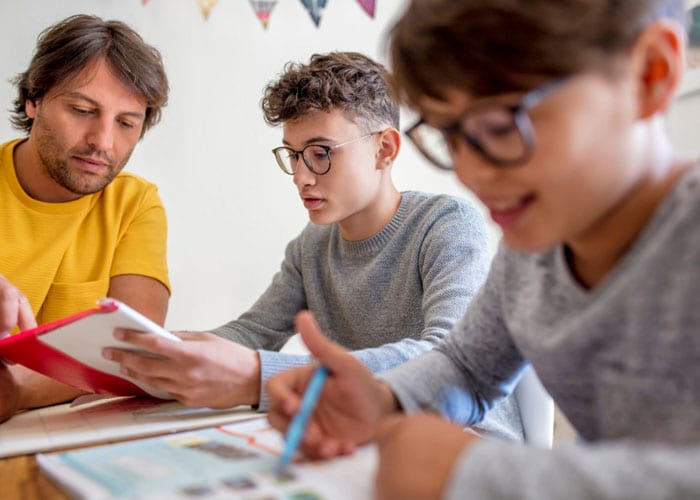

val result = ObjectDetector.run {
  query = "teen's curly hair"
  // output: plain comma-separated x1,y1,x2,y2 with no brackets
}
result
261,51,399,131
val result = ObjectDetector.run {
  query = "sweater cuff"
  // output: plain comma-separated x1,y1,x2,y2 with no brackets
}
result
257,349,312,410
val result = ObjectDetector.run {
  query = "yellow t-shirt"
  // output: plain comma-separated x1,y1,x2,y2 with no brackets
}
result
0,138,170,325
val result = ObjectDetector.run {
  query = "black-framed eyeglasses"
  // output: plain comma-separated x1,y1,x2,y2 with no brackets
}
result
272,131,380,176
405,79,566,169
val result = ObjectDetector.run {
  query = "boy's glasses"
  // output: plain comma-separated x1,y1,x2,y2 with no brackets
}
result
405,79,565,169
272,131,379,176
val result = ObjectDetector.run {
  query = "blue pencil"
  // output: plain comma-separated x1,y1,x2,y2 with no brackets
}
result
277,365,329,473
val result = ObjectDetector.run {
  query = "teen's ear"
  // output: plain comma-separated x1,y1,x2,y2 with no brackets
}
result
632,19,685,119
375,127,401,170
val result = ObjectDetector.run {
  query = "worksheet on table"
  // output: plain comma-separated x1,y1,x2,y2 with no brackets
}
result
37,416,377,499
0,395,256,458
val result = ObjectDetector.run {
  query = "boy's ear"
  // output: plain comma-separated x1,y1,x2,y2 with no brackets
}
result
632,19,685,119
375,127,401,170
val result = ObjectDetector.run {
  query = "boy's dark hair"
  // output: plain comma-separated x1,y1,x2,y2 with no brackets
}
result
261,51,399,130
389,0,687,108
11,14,169,137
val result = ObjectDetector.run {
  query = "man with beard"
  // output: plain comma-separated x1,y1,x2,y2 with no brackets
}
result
0,14,170,422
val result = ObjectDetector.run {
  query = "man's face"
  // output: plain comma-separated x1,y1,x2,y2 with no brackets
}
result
25,58,147,201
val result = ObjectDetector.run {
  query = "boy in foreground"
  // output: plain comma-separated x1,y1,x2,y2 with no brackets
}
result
266,1,700,498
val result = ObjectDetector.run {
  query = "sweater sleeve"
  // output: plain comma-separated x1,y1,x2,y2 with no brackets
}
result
253,203,495,411
351,199,491,372
380,244,527,440
446,439,700,499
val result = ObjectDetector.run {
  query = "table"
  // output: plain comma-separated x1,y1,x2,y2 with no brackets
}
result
0,454,66,499
0,397,258,499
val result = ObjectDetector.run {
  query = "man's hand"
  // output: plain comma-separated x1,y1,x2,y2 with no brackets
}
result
266,310,400,459
375,413,479,500
0,362,21,422
0,364,85,422
103,330,261,408
0,274,36,338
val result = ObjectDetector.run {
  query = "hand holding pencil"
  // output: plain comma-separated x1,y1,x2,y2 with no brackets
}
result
266,310,399,459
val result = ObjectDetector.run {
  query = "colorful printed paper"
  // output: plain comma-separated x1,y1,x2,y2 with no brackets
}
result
38,418,377,499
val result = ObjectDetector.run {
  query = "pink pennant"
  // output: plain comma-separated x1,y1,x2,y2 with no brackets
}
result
356,0,375,18
249,0,278,29
142,0,150,5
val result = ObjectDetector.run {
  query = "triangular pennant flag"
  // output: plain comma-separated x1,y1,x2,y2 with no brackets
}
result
300,0,328,28
356,0,375,18
249,0,278,29
196,0,218,21
142,0,150,4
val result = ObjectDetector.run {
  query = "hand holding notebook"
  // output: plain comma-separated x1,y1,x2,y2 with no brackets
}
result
0,298,180,399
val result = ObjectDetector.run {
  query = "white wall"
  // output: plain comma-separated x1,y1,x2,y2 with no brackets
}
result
1,1,698,330
0,0,485,330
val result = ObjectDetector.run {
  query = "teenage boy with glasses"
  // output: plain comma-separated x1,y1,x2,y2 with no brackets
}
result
104,51,522,440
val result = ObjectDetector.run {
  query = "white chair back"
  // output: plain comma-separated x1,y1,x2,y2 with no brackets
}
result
514,365,554,448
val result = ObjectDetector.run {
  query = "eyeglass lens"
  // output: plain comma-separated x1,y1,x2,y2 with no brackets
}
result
410,106,529,169
275,145,331,175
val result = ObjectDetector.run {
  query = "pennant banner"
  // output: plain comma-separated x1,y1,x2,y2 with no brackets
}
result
356,0,375,18
249,0,278,29
140,0,378,29
197,0,219,21
300,0,328,27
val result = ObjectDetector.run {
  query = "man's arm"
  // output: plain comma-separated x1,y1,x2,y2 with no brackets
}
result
0,274,81,423
108,274,169,325
0,274,170,423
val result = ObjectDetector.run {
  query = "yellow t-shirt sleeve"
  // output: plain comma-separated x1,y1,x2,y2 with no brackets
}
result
110,184,171,294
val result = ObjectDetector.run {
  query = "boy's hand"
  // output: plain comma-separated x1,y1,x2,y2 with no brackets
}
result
266,310,399,459
375,413,479,500
103,330,261,408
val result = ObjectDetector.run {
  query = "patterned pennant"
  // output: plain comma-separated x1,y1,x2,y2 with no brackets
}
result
196,0,219,21
356,0,375,18
249,0,278,29
300,0,328,27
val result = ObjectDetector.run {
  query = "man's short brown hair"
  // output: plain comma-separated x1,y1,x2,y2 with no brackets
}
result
11,14,169,137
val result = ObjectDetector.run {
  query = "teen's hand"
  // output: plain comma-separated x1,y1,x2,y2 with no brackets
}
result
103,330,261,408
375,413,479,500
266,310,399,459
0,274,36,338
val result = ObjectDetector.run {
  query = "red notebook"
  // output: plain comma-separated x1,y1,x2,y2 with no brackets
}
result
0,298,180,399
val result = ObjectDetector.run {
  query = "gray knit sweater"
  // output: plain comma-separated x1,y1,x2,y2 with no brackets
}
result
212,191,522,440
382,166,700,498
